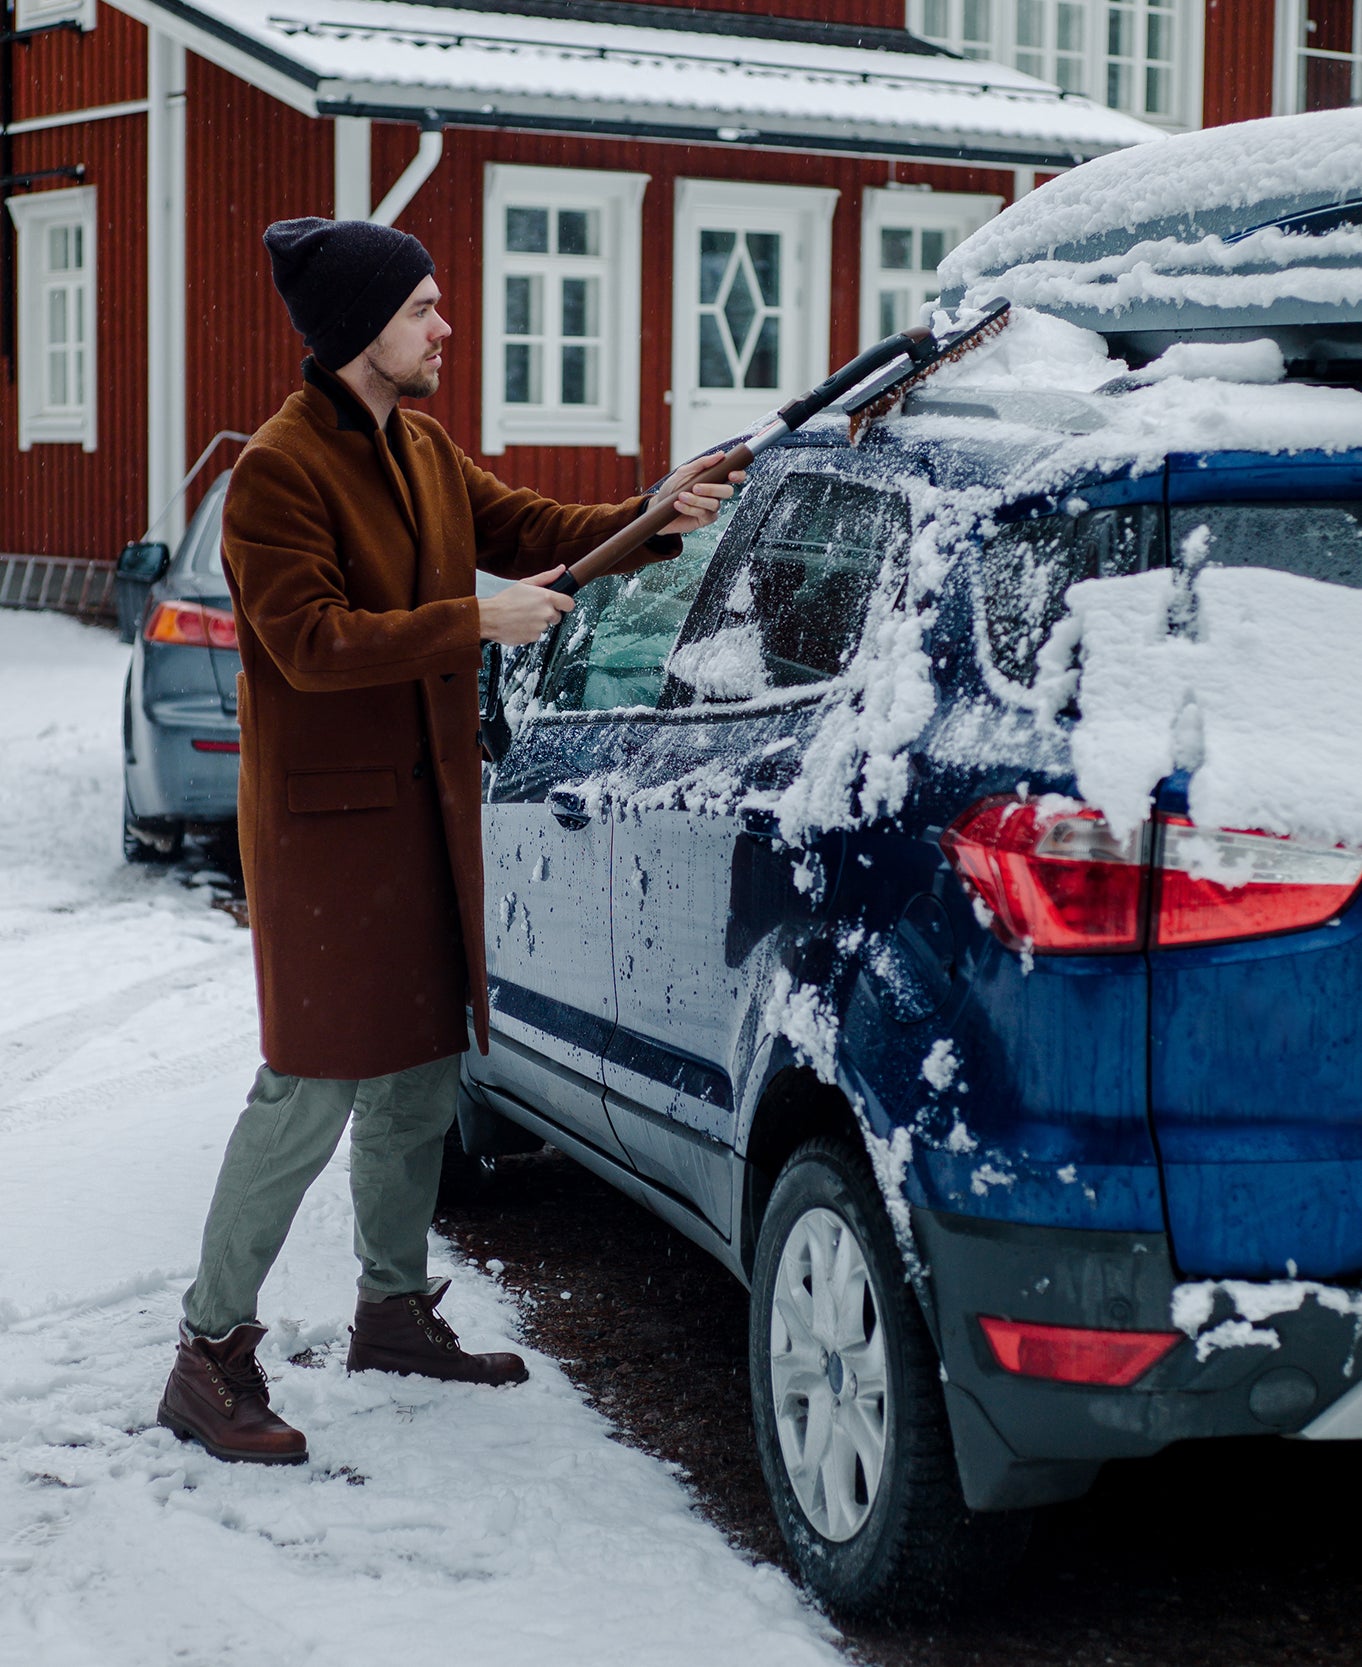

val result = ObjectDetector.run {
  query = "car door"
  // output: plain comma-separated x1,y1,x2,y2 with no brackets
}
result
467,526,733,1163
605,470,913,1234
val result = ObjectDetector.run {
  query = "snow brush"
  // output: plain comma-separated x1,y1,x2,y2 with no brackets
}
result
548,326,932,596
844,299,1011,442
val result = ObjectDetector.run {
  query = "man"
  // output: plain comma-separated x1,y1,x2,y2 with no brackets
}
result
157,217,736,1465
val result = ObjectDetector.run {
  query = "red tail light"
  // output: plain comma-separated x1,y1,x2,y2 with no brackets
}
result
939,796,1146,953
1155,817,1362,946
979,1315,1179,1387
943,795,1362,952
145,601,237,650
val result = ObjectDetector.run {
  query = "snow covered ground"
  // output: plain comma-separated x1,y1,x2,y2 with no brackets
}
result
0,611,841,1667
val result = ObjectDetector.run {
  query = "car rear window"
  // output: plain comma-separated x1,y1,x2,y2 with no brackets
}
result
188,495,227,578
1171,503,1362,588
980,504,1161,686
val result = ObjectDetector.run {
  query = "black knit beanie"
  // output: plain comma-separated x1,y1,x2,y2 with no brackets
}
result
262,217,435,372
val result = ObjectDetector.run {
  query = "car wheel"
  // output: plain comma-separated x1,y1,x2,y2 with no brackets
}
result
749,1138,1027,1618
435,1115,497,1211
122,788,184,864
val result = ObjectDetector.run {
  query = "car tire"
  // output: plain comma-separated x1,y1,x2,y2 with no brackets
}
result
122,788,184,864
749,1138,1028,1618
435,1115,497,1211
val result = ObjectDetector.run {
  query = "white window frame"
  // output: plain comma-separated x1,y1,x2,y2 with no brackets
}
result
860,188,1001,347
1274,0,1362,114
907,1,1202,127
482,164,648,457
5,185,98,452
14,0,96,29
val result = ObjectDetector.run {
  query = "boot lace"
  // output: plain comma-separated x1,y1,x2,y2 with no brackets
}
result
202,1348,270,1410
408,1294,463,1353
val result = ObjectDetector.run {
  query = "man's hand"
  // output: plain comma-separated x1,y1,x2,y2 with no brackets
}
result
653,453,746,538
478,567,574,644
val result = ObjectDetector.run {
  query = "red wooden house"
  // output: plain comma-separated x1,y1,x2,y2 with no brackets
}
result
0,0,1350,602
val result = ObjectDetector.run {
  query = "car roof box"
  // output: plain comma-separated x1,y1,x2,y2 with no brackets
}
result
938,109,1362,374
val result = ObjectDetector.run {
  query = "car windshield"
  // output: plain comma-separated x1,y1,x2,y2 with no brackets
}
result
1172,503,1362,588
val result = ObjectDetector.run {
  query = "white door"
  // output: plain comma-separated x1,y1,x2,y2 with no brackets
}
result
670,179,838,465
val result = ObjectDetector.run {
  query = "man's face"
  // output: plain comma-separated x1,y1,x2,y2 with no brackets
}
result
363,275,451,400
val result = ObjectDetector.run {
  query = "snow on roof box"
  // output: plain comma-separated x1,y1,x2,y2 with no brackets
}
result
938,110,1362,370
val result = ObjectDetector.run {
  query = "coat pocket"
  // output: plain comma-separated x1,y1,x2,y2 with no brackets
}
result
286,767,399,814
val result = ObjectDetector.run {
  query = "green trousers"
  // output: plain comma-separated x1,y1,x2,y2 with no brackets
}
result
182,1053,460,1340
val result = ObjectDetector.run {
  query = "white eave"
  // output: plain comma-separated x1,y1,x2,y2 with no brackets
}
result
107,0,1162,168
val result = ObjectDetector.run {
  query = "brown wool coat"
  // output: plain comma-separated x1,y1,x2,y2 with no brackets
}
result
222,362,648,1080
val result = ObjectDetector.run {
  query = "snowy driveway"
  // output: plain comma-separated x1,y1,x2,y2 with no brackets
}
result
0,612,840,1667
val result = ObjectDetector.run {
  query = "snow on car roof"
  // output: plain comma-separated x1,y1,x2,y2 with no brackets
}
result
939,110,1362,332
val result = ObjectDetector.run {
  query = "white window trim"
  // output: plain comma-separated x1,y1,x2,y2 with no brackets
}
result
4,185,98,453
907,1,1203,129
14,0,96,29
1273,0,1362,114
859,188,1001,347
482,163,648,457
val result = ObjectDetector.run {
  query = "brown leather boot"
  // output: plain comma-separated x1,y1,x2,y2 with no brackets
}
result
346,1278,528,1385
157,1323,308,1465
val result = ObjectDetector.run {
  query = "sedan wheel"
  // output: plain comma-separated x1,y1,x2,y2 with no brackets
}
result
122,788,184,864
750,1137,1028,1617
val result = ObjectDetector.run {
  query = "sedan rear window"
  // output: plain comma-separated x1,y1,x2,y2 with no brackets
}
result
1171,503,1362,589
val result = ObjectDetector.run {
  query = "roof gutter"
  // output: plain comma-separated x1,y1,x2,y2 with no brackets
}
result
316,98,1107,172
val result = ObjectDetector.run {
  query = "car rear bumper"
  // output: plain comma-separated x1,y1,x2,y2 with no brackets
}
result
912,1207,1362,1511
126,694,239,822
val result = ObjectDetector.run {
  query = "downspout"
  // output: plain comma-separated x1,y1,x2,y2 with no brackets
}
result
369,121,443,227
147,26,186,550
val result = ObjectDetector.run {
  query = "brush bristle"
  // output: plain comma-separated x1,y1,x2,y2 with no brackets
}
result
849,307,1011,443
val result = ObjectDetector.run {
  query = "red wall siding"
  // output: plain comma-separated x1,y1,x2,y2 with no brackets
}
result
373,122,1015,502
0,111,147,559
11,1,146,122
182,59,334,509
1202,0,1276,126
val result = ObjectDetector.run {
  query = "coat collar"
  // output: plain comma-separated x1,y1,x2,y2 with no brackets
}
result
300,356,422,541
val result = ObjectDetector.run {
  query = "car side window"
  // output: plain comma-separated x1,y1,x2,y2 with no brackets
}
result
666,474,909,706
980,504,1161,686
537,498,738,714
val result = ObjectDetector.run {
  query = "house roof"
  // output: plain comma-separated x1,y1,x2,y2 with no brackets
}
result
108,0,1161,169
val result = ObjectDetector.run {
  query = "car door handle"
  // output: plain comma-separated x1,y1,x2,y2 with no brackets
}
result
739,807,780,841
548,788,593,830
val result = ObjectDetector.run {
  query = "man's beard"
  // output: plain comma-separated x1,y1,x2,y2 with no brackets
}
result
366,352,439,402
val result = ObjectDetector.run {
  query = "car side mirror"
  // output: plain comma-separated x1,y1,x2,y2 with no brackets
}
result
114,540,170,643
478,641,512,764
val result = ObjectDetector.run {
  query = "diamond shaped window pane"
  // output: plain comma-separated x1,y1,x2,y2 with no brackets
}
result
700,231,735,304
747,233,780,305
723,261,758,360
699,314,734,388
744,315,780,389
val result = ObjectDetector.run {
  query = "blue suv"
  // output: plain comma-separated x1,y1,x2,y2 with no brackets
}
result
462,353,1362,1615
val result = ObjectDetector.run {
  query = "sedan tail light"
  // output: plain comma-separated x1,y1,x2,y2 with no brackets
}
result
939,796,1146,953
1155,817,1362,946
145,601,238,650
979,1316,1179,1386
942,795,1362,953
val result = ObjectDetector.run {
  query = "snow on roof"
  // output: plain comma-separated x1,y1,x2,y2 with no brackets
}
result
939,109,1362,329
119,0,1161,164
